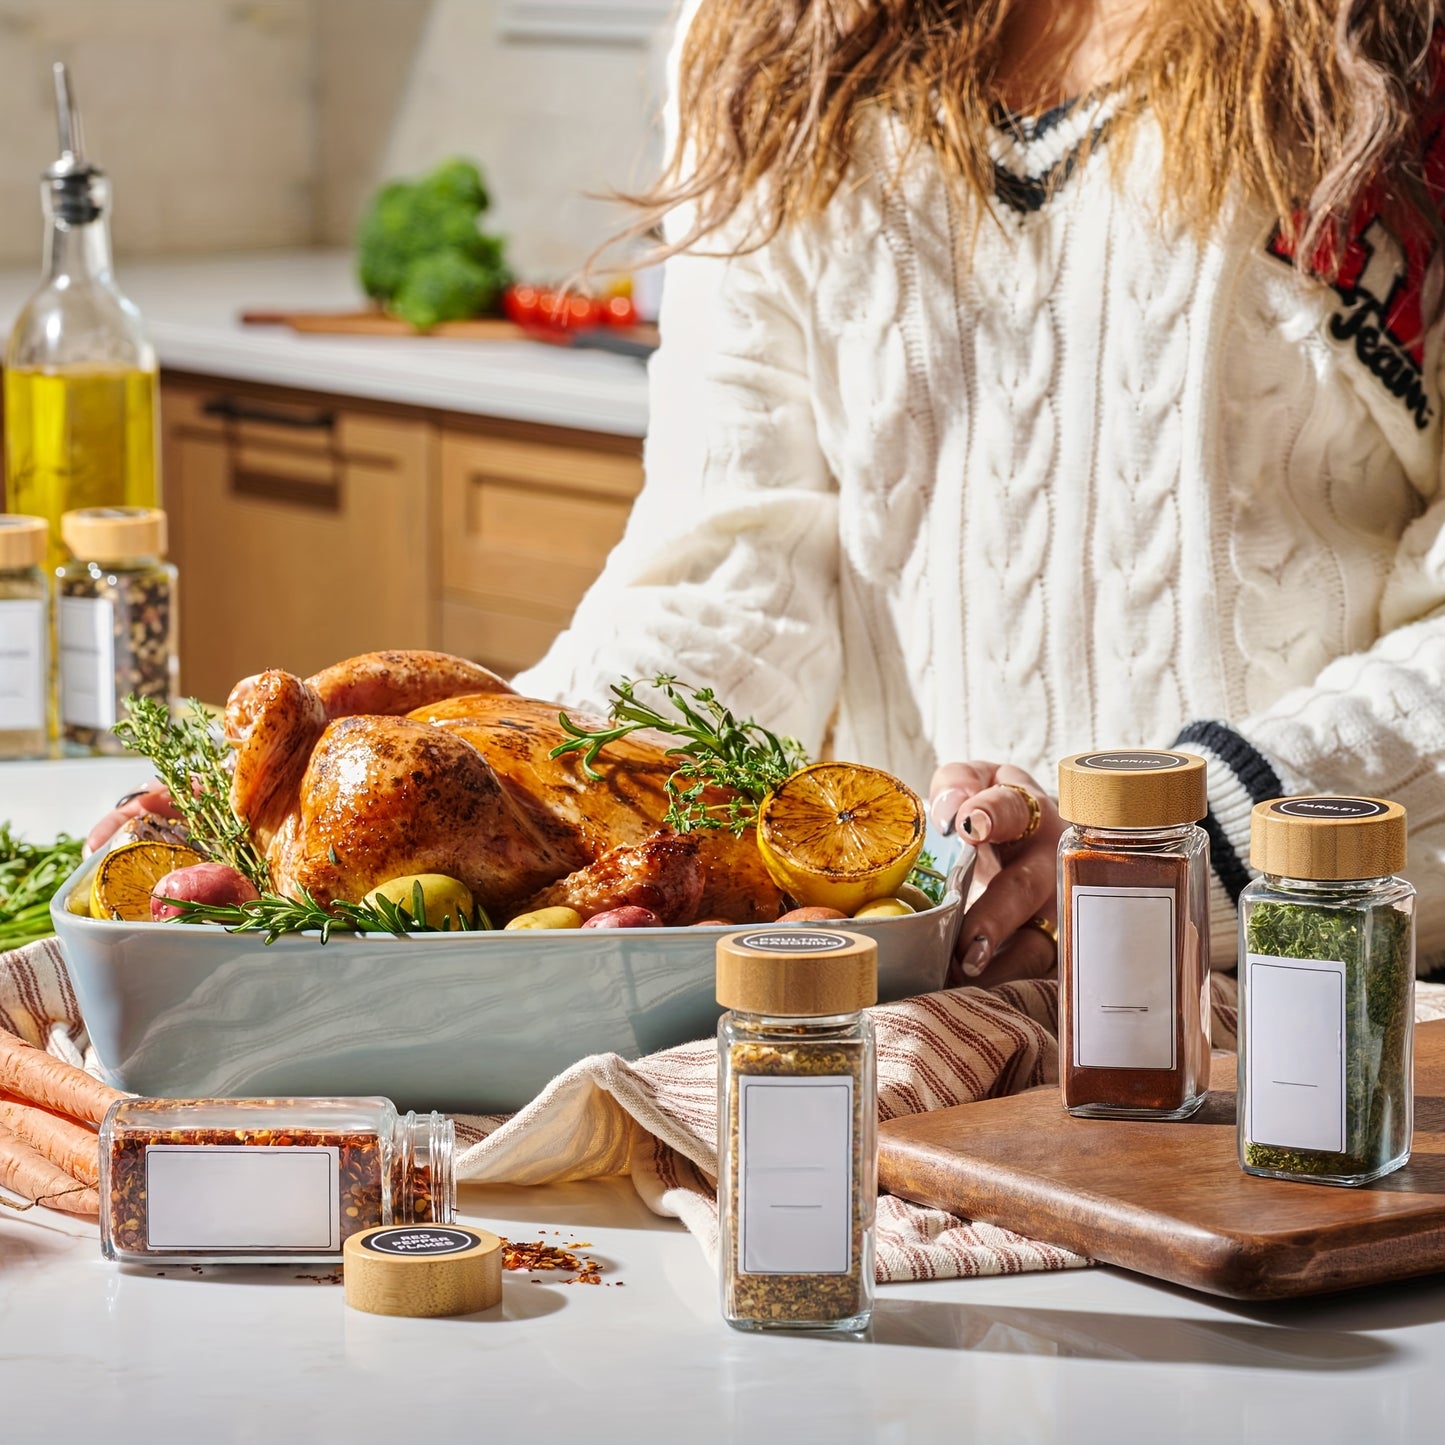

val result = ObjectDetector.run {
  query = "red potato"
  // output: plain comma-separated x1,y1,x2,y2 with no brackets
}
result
581,905,664,929
777,906,848,923
85,783,183,856
150,863,260,921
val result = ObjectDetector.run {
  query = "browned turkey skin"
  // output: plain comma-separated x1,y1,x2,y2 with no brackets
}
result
225,650,786,924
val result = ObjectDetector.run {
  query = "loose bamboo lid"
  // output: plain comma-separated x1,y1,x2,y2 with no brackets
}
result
1057,750,1208,828
0,515,47,570
716,928,877,1015
343,1225,503,1318
1249,795,1406,880
61,506,167,561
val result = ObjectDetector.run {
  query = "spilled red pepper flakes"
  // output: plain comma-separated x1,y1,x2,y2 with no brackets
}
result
499,1235,617,1286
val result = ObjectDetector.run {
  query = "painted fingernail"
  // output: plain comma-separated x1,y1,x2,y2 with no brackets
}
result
966,809,991,842
930,788,967,836
961,936,991,977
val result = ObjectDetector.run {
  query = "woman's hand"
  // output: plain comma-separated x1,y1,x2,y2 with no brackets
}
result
929,761,1065,987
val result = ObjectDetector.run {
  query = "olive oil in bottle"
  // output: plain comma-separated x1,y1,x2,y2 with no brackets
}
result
3,65,159,570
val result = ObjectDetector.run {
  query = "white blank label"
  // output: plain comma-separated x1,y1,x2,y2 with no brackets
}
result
738,1075,853,1274
0,598,46,731
1072,886,1177,1069
145,1145,341,1250
58,595,116,730
1245,954,1346,1153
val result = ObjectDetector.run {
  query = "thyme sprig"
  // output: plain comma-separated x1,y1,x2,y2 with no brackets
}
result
111,695,270,893
166,882,492,946
549,676,808,834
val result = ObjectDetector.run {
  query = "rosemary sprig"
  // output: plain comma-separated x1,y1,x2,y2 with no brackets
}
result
549,676,808,834
908,850,947,907
166,883,492,946
112,695,270,893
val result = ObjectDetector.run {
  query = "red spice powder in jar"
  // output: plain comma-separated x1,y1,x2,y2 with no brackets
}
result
1055,751,1212,1120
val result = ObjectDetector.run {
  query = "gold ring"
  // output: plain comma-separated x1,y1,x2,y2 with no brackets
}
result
1023,914,1058,948
1001,783,1042,840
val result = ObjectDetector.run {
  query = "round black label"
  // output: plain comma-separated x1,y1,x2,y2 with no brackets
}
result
360,1226,480,1257
1076,751,1188,771
1270,796,1389,820
737,930,852,953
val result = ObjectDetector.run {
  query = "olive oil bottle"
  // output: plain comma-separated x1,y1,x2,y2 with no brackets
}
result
4,65,159,569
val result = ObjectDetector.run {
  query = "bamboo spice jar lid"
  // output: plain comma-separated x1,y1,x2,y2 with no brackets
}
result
61,506,167,562
0,515,47,570
343,1224,503,1318
716,929,877,1016
1250,796,1407,880
1057,750,1208,829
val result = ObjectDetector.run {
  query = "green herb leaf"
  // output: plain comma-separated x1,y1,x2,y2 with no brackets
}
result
165,889,493,945
0,825,84,950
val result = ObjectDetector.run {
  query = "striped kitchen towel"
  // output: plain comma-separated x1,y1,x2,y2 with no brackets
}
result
10,936,1445,1284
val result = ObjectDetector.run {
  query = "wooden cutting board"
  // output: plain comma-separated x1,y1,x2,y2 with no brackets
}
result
239,309,660,352
878,1019,1445,1300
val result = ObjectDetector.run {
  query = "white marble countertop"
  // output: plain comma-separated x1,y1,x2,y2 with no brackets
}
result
0,249,649,436
3,760,1445,1443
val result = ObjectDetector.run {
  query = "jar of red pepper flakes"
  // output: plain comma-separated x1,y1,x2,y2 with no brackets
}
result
1056,750,1212,1120
98,1096,455,1264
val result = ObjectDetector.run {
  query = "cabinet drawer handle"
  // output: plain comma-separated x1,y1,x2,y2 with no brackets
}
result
201,396,336,430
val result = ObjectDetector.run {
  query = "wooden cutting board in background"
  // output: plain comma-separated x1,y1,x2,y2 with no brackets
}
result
878,1019,1445,1301
240,309,660,352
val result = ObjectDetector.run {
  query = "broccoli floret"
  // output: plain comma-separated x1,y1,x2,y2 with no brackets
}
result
355,157,509,327
391,248,506,330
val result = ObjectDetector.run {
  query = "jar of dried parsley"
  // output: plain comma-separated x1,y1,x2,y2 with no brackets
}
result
717,928,877,1334
98,1096,455,1264
57,505,175,755
1239,796,1415,1187
1056,750,1212,1120
0,514,50,759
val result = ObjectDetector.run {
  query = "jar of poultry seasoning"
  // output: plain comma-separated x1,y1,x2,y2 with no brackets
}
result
57,505,175,754
98,1096,455,1264
0,514,50,759
717,928,877,1333
1057,750,1211,1120
1239,797,1415,1187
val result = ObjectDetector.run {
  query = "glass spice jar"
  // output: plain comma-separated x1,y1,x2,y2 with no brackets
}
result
98,1096,455,1265
57,505,175,754
1057,750,1212,1120
0,514,51,759
1239,796,1415,1187
717,928,877,1334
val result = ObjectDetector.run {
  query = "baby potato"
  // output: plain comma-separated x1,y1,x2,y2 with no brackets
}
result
581,905,664,929
777,906,848,923
364,873,475,930
505,906,584,930
151,862,261,921
896,883,937,912
852,897,915,919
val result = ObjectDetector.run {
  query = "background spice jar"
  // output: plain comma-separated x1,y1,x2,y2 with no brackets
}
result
1239,796,1415,1187
98,1096,455,1264
57,505,175,755
716,928,877,1334
1056,750,1212,1120
0,514,51,759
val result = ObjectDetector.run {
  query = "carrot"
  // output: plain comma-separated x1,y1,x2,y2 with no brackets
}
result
0,1027,122,1125
0,1122,100,1216
0,1099,100,1185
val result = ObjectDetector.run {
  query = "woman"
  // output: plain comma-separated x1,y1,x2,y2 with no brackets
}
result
517,0,1445,983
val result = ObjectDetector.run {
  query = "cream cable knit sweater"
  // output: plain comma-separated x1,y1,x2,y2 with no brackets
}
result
517,97,1445,972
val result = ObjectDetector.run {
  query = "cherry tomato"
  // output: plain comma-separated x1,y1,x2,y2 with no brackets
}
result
602,295,638,328
562,293,601,330
502,284,541,325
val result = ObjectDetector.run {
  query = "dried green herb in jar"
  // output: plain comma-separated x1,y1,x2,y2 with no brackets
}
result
1239,797,1415,1187
716,930,878,1333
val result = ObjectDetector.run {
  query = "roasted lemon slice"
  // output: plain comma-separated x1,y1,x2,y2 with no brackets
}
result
756,762,925,913
90,841,203,922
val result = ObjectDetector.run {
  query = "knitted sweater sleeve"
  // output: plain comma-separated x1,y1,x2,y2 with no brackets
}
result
511,237,843,756
1174,485,1445,971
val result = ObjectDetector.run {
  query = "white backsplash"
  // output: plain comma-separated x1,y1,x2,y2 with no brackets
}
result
0,0,666,281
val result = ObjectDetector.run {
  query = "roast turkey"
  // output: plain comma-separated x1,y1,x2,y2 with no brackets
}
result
224,650,786,924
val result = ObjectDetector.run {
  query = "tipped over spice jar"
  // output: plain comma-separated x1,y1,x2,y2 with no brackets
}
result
57,506,175,755
1239,796,1415,1186
716,928,877,1333
99,1096,454,1264
1056,750,1211,1120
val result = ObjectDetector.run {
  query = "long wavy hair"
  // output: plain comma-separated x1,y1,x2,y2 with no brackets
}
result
629,0,1443,274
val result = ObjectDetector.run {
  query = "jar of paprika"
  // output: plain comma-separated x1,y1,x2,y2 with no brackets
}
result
1056,750,1211,1119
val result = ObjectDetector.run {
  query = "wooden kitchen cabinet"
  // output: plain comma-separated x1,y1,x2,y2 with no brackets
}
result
160,375,642,700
